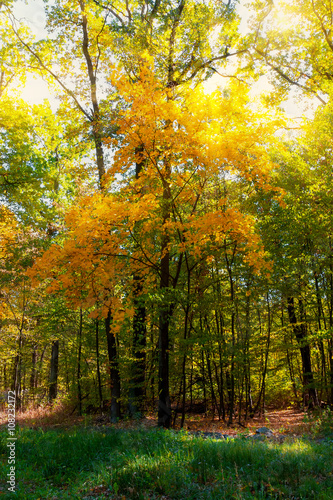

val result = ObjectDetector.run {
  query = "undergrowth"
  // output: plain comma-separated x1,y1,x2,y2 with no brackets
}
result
303,407,333,438
0,427,332,499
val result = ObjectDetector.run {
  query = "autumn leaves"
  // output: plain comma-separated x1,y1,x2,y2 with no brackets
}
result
31,63,276,309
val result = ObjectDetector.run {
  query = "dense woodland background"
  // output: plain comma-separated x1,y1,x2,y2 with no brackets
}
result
0,0,332,429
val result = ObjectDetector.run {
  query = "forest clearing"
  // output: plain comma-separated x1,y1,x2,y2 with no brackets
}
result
1,404,333,499
1,0,333,497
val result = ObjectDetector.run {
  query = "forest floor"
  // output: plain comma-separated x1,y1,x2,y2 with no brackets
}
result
0,403,317,437
1,403,333,499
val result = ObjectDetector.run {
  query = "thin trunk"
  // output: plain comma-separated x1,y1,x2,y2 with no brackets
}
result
190,354,193,409
128,147,148,416
216,310,226,421
172,374,183,427
180,353,186,428
12,333,23,410
157,164,172,428
314,272,327,399
49,340,59,402
95,320,103,411
206,351,218,418
129,275,147,416
129,148,147,413
287,297,319,407
157,0,186,428
4,362,7,391
63,342,70,394
180,302,191,428
158,298,171,427
225,243,236,425
252,297,271,417
282,307,299,403
218,344,226,421
30,346,37,406
213,359,222,420
38,345,46,394
105,309,121,422
79,0,105,184
328,236,333,403
201,351,207,413
77,309,83,416
30,346,37,390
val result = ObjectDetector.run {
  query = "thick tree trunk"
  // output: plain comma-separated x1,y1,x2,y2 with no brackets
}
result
105,309,121,422
287,297,319,407
49,340,59,402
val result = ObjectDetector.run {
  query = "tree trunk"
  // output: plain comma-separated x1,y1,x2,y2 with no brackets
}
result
79,0,105,185
105,309,121,422
252,298,271,417
12,331,23,410
77,309,83,416
129,275,147,416
328,237,333,404
129,147,147,416
95,319,103,411
30,346,37,390
225,243,236,425
287,297,319,407
157,168,172,428
30,346,37,406
49,340,59,402
158,301,171,428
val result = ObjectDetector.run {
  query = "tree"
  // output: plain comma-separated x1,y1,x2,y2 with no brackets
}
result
245,0,333,104
31,62,281,426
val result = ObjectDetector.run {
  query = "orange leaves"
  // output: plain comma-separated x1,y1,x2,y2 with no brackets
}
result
29,61,281,313
178,207,268,272
0,206,17,260
106,62,283,204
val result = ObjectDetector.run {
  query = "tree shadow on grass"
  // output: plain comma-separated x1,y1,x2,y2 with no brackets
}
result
0,428,332,499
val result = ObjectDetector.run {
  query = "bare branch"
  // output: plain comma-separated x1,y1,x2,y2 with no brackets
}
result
8,13,92,120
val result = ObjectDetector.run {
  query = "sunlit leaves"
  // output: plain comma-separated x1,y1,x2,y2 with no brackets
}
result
31,64,280,316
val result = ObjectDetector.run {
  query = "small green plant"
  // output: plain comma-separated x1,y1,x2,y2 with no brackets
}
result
304,407,333,437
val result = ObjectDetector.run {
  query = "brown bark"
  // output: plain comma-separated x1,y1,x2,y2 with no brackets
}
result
129,147,147,416
157,152,172,427
105,309,121,422
95,320,103,411
79,0,106,184
77,309,83,416
287,297,319,407
49,340,59,402
129,274,147,416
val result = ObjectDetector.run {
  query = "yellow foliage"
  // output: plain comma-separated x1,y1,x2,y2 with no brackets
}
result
30,62,281,312
0,206,17,260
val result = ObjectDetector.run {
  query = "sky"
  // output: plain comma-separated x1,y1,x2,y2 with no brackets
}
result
12,0,50,105
11,0,317,120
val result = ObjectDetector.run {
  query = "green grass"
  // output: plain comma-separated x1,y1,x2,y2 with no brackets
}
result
0,427,332,499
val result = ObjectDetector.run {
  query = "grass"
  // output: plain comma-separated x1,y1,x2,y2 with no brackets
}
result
0,425,333,499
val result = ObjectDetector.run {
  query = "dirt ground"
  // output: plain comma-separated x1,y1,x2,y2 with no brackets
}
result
0,403,313,437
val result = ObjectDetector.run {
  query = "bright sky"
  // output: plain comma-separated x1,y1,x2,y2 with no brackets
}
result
12,0,317,119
